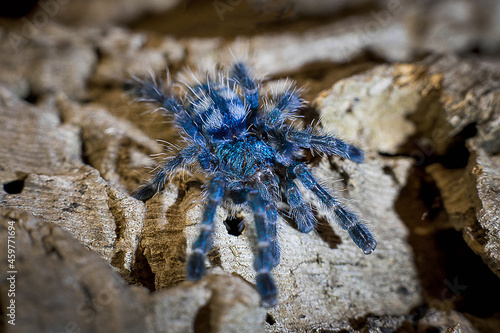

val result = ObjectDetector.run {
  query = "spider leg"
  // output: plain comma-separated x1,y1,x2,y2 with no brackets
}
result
267,205,280,268
248,190,279,307
285,128,364,163
130,79,185,114
292,164,376,254
231,62,259,114
133,145,202,201
263,89,303,128
131,79,205,145
187,176,226,281
283,179,316,233
228,188,279,266
253,173,281,267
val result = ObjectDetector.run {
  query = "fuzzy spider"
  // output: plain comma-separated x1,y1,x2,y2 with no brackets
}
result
131,62,376,307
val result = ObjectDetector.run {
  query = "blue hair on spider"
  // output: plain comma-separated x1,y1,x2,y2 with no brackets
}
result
131,61,376,308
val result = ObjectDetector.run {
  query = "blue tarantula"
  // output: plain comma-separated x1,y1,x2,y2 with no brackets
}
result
132,62,376,307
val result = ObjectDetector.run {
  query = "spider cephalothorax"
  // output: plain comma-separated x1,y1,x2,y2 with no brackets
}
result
132,62,376,307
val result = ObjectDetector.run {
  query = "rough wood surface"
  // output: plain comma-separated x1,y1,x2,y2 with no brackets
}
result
1,1,499,332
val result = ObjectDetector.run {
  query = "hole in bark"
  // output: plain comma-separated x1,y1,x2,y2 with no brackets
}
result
348,314,370,331
439,122,477,169
265,313,276,325
23,90,41,105
224,216,245,236
129,245,156,291
3,178,25,194
80,139,91,166
433,230,500,317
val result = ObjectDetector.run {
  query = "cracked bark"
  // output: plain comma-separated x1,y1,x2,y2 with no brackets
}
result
1,1,500,332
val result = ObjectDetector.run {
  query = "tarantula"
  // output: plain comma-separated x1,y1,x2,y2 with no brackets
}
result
131,62,376,307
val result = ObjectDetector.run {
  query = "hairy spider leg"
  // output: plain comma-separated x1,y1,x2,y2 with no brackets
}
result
248,190,279,308
231,62,260,126
285,128,365,163
187,176,226,281
292,164,377,254
265,205,280,268
263,89,303,129
133,145,202,201
132,80,206,145
231,62,259,111
131,80,167,105
253,175,281,267
227,185,281,268
283,179,317,233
